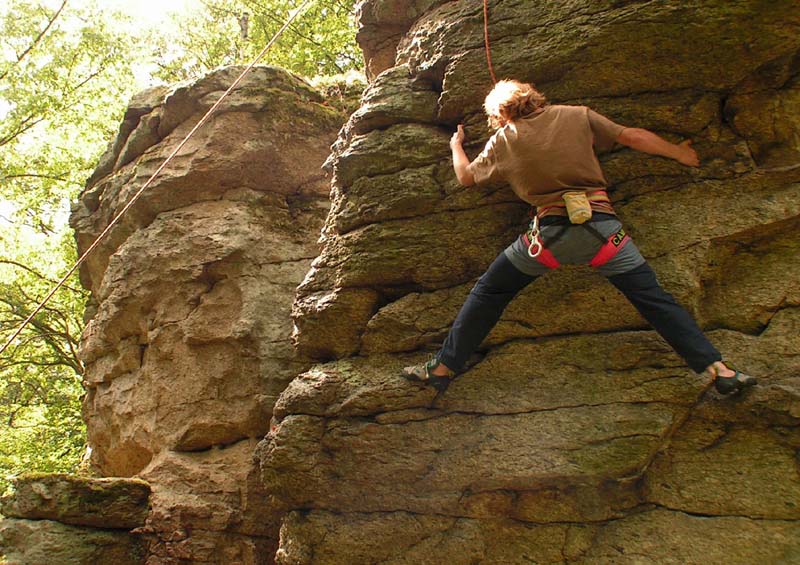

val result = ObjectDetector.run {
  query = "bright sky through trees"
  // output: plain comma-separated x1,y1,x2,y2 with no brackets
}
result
107,0,195,23
104,0,197,87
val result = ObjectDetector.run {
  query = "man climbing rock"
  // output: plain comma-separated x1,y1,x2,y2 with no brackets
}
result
403,79,756,395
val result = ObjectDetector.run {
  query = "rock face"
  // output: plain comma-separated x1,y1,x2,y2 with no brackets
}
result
69,66,349,562
257,0,800,562
0,474,149,565
1,473,150,528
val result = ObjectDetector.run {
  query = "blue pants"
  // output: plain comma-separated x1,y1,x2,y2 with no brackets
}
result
437,246,722,375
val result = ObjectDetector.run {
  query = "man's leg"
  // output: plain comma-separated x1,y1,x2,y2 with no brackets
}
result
606,261,722,374
434,251,538,375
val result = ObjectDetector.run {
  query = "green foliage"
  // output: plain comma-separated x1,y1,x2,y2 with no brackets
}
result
150,0,362,82
0,0,138,491
0,226,89,494
1,0,136,216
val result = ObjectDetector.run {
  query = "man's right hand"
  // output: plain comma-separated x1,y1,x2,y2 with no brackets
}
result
618,127,700,167
675,139,700,167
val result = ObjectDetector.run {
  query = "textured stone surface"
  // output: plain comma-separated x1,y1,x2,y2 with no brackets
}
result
260,312,798,508
574,509,800,565
70,66,347,562
260,310,800,561
355,0,448,80
274,510,590,564
273,509,800,565
0,518,145,565
348,64,440,134
0,474,150,529
76,197,323,474
137,441,278,564
260,0,800,561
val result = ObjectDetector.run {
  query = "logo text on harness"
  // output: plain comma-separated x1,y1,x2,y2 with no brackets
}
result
612,228,626,247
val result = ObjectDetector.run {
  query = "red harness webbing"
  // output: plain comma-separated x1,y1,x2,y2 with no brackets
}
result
521,232,560,268
590,228,630,268
522,226,630,269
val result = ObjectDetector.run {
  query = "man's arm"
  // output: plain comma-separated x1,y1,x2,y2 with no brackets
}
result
450,124,475,186
617,127,700,167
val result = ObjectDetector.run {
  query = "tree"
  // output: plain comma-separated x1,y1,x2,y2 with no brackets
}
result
150,0,363,82
0,0,362,493
0,233,87,492
0,0,138,492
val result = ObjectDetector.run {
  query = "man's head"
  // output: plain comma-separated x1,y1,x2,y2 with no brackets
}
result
483,80,547,129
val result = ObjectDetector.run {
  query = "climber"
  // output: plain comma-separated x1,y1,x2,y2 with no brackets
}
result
403,79,757,395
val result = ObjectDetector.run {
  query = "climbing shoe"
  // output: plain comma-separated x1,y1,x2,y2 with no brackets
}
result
714,370,757,395
402,358,454,393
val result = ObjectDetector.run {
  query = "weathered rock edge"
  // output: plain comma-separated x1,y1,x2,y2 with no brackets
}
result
0,473,150,529
0,474,150,565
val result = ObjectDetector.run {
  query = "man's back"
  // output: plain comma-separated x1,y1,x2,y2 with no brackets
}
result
468,105,624,210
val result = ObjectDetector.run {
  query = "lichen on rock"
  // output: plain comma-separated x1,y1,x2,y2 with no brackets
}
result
0,473,150,529
0,474,150,565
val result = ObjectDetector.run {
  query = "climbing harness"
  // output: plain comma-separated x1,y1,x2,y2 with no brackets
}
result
0,0,314,357
523,217,630,269
589,225,630,268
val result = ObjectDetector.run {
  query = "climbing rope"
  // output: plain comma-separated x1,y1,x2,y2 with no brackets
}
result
0,0,314,357
483,0,497,83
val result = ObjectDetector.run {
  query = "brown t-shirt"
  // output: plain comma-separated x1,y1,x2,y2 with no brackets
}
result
467,105,625,216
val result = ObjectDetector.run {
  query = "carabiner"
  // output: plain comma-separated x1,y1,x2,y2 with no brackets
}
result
527,238,543,258
526,216,542,258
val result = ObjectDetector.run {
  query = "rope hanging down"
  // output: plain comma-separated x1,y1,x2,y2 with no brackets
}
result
0,0,314,357
483,0,497,83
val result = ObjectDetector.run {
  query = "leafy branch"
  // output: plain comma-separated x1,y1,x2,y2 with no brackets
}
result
0,0,68,81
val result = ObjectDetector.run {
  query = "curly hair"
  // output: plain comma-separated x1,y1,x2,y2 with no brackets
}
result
484,80,548,129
